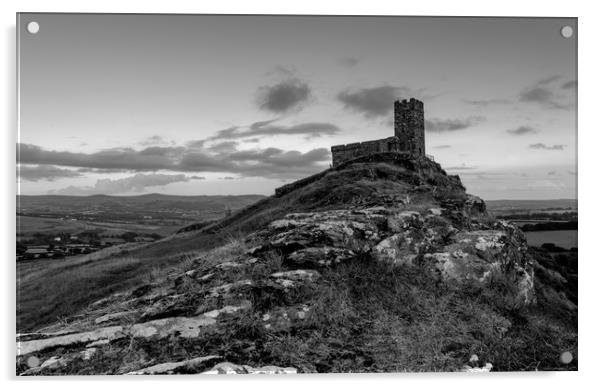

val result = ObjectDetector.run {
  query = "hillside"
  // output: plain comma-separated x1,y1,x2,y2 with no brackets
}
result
16,153,577,374
18,193,265,222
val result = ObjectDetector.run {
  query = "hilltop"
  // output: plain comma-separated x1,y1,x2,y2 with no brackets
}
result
16,153,577,374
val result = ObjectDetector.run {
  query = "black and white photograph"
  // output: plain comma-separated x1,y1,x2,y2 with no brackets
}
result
15,13,577,375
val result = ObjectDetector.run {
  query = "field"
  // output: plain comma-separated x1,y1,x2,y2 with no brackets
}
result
17,215,181,240
524,230,578,250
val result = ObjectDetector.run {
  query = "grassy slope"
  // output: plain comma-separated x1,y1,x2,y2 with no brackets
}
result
17,244,170,332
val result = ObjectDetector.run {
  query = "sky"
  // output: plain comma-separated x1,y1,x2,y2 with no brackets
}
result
17,14,577,200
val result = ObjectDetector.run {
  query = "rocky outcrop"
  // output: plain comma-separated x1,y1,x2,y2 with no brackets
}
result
247,206,534,304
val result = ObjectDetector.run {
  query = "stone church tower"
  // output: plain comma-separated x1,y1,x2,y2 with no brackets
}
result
329,97,427,167
394,98,425,156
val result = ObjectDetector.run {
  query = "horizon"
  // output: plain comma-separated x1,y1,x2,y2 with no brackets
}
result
15,192,578,203
17,14,577,200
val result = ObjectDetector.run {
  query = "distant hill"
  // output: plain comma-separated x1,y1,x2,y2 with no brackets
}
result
486,199,577,213
17,193,266,215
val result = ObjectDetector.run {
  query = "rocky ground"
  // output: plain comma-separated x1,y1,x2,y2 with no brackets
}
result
16,153,577,375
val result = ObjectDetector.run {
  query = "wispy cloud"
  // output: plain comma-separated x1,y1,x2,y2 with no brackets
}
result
205,120,341,141
529,143,565,151
48,173,197,195
445,164,477,171
562,80,577,90
336,85,413,118
507,125,538,136
425,117,486,132
139,135,173,146
519,76,574,110
464,98,510,107
337,57,359,68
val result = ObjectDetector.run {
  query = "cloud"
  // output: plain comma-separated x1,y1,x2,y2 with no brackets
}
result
445,164,477,171
562,80,577,90
336,85,413,118
464,98,510,107
20,130,333,181
338,57,359,68
519,76,573,109
548,171,556,175
207,141,239,153
425,117,486,132
18,165,82,181
433,145,451,149
256,79,311,113
206,120,341,141
507,125,538,136
529,143,565,151
536,75,562,86
18,143,181,171
139,135,172,146
178,147,330,178
19,143,330,180
527,180,566,190
520,87,554,104
49,173,193,195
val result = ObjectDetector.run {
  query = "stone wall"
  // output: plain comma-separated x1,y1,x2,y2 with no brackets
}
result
331,137,407,167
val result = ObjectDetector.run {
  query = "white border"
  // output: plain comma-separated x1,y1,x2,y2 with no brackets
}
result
2,1,600,388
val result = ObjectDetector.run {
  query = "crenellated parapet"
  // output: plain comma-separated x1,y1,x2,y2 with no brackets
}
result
331,137,407,167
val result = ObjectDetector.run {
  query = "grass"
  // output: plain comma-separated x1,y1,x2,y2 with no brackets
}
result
17,249,205,333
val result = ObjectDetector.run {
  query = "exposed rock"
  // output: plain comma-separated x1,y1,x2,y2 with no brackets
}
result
140,293,187,320
200,301,251,318
128,314,215,339
18,326,125,355
81,347,97,360
18,302,252,355
422,223,535,304
208,279,253,298
94,311,137,325
40,355,67,370
461,362,493,373
202,361,297,374
270,269,321,286
287,247,356,268
372,234,416,266
127,355,221,375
